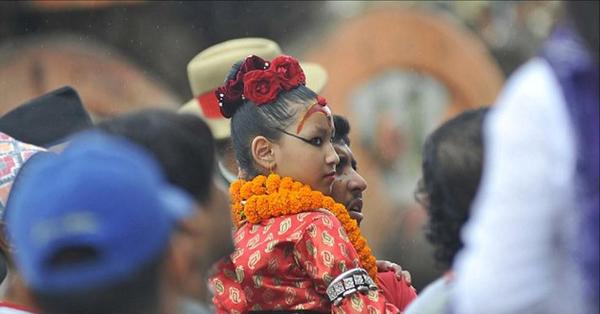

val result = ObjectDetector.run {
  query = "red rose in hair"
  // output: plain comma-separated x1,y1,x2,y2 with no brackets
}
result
243,70,282,105
217,79,242,105
270,55,306,90
239,55,269,77
217,55,269,118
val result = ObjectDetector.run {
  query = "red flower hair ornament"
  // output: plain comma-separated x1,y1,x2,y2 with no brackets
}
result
216,55,307,118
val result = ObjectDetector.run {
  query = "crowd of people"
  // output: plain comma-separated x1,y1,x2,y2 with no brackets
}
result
0,2,596,314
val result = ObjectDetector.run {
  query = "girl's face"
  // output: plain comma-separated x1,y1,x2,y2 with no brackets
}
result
271,98,340,194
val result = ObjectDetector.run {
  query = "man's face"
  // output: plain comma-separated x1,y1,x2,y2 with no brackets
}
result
330,143,367,226
177,178,233,302
216,138,238,184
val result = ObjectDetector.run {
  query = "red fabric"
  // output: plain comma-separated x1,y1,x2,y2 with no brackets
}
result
377,271,418,313
242,70,282,106
269,55,306,90
0,301,38,313
197,91,222,119
210,211,399,313
216,55,268,118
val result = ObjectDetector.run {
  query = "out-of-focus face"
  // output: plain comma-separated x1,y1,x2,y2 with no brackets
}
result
330,142,367,226
177,178,233,302
215,138,238,184
271,98,340,194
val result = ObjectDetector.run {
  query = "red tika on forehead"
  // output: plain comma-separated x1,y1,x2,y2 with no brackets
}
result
317,95,327,106
296,96,332,134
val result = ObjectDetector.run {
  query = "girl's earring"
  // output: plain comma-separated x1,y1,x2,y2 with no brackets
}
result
268,162,275,174
268,152,275,173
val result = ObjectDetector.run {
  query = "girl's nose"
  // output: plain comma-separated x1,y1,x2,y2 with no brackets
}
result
326,143,340,166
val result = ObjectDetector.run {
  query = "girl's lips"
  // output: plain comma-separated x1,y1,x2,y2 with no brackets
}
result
323,171,336,181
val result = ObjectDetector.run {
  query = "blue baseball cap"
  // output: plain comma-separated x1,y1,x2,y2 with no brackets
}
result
5,130,194,293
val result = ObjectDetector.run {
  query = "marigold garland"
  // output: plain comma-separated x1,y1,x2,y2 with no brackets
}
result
229,174,379,283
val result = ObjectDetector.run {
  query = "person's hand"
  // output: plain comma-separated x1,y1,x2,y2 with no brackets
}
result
376,260,412,285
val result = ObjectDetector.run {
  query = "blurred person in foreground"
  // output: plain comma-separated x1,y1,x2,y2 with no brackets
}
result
5,131,195,314
96,109,233,313
0,133,46,313
179,37,327,185
452,2,598,314
402,107,488,314
331,115,417,312
0,86,92,313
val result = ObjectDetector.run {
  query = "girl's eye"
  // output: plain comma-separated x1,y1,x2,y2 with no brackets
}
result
309,137,323,146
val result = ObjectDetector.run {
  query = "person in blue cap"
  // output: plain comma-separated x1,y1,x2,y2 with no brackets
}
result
5,131,195,314
96,109,234,314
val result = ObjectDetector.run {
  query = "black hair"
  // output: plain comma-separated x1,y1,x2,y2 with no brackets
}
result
33,248,166,314
332,114,351,146
416,107,489,270
225,60,318,178
96,109,215,203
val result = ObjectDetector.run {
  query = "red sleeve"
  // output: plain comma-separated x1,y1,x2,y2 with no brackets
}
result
377,271,418,312
294,211,400,314
210,255,247,313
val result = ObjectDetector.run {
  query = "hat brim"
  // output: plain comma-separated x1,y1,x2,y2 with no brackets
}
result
179,61,328,140
159,185,195,222
302,62,328,94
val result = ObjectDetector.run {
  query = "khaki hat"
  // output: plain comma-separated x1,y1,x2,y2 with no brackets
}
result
179,38,328,140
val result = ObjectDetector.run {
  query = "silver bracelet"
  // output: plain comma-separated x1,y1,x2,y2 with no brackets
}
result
326,268,378,306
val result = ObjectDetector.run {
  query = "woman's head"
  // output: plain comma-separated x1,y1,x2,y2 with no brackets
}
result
416,107,488,270
218,55,339,194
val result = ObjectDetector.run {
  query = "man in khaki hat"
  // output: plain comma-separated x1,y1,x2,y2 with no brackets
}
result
179,37,328,184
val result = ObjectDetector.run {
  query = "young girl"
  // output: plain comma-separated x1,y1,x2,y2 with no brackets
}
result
209,55,400,313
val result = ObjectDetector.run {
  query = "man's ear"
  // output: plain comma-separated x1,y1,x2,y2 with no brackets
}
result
251,136,275,172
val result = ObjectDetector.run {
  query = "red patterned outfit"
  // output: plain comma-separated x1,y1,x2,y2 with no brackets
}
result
211,209,400,313
210,55,408,313
377,271,417,312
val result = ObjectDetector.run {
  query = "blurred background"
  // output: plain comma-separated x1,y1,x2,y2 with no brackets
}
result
0,0,564,291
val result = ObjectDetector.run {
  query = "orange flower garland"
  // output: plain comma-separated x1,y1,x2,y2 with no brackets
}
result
230,174,379,283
